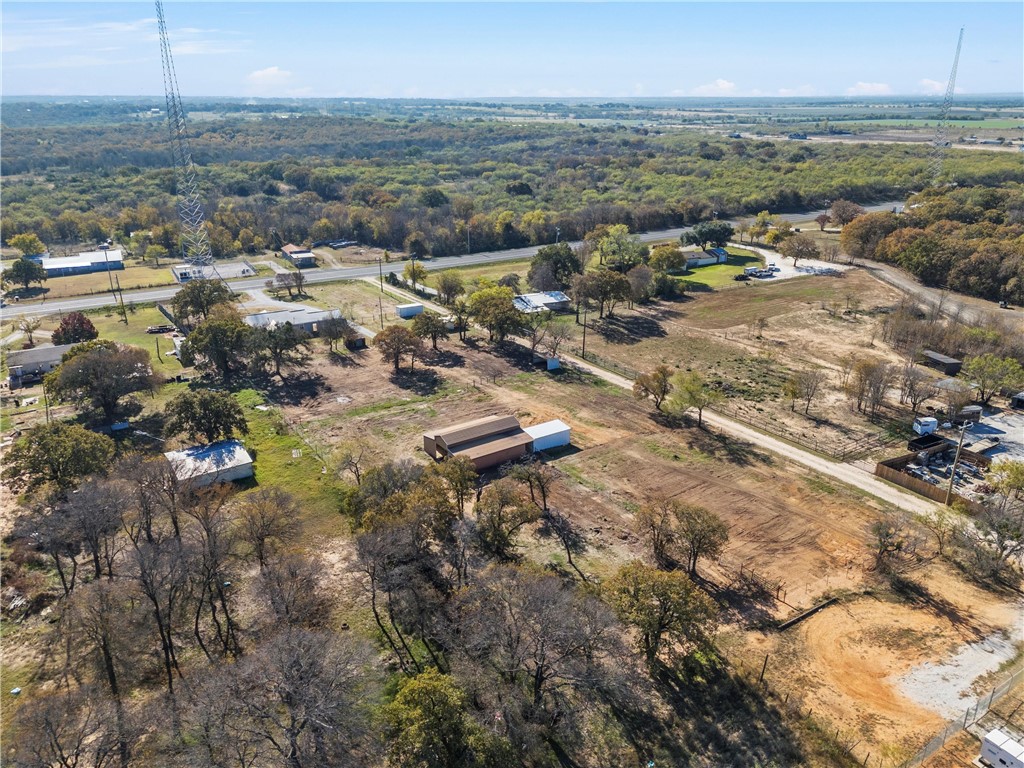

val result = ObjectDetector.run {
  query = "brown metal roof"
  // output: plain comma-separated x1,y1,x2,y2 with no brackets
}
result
431,415,521,450
454,431,534,462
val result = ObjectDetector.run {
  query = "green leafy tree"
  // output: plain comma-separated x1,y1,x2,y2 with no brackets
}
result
164,390,248,443
589,269,632,318
403,260,429,291
435,271,465,304
374,325,425,371
46,342,160,422
633,365,674,411
435,455,478,516
594,224,647,269
682,221,734,251
450,298,471,341
418,188,450,208
144,244,169,265
251,322,312,377
50,312,99,346
605,561,718,663
4,257,47,290
319,315,354,352
411,310,449,350
9,232,46,256
779,234,821,266
3,422,115,493
384,669,512,768
962,354,1024,405
667,371,723,428
170,279,232,326
528,242,581,291
179,310,253,380
468,286,520,342
674,503,729,577
648,244,687,274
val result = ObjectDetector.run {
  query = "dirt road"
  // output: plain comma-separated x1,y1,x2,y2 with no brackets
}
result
561,353,939,516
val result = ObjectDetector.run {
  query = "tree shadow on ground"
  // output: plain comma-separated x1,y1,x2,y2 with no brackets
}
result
390,367,443,395
649,661,808,767
254,369,327,406
490,340,538,372
326,350,362,367
697,573,779,628
889,573,985,641
6,286,50,300
595,314,666,345
423,348,465,368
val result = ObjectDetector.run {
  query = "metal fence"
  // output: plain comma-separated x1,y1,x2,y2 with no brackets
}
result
895,666,1024,768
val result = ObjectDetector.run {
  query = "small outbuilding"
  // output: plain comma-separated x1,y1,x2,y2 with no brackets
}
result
513,292,571,314
918,350,963,376
164,439,254,488
281,244,317,269
525,419,571,452
981,729,1024,768
396,303,424,319
687,247,729,268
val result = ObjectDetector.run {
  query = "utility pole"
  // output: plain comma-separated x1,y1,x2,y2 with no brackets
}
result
581,306,589,359
944,421,972,505
377,257,383,292
114,274,128,323
378,297,384,329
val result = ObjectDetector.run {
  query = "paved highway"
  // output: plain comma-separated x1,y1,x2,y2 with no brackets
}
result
1,202,903,320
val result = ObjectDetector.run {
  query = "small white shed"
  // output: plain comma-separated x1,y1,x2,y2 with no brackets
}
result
982,729,1024,768
912,416,938,435
525,419,571,452
164,439,254,488
396,303,424,319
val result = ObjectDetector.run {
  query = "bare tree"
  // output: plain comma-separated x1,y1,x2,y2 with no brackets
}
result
544,319,573,359
871,512,923,575
259,552,333,631
237,487,302,569
633,500,679,570
12,687,120,768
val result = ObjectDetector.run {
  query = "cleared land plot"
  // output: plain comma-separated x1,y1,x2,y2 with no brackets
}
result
557,269,909,452
302,279,409,329
265,329,1019,764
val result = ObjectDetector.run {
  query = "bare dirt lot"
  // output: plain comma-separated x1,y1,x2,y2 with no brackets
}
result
267,329,1020,765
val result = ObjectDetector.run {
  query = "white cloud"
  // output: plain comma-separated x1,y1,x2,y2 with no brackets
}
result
845,81,893,96
692,78,736,96
247,66,292,87
919,78,945,94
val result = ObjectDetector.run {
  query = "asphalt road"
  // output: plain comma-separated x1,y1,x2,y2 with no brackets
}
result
2,202,904,320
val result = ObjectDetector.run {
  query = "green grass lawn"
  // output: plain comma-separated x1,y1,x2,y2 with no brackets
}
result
424,258,532,290
678,248,762,291
234,389,348,538
48,306,185,371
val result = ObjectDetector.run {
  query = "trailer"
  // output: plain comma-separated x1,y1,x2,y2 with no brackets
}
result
396,303,424,319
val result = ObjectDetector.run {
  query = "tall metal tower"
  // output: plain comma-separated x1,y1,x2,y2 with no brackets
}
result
928,27,965,186
156,0,214,276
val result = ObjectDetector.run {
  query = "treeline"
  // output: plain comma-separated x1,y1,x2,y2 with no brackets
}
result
840,184,1024,303
3,116,1023,259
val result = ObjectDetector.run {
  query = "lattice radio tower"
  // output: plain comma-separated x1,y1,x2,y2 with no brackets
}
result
928,27,965,186
156,0,215,277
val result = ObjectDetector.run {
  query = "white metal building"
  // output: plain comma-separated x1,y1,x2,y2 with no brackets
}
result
525,419,571,452
37,249,124,277
243,307,343,335
164,439,254,488
982,729,1024,768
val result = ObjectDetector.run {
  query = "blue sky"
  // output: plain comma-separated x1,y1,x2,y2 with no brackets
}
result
3,2,1022,98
